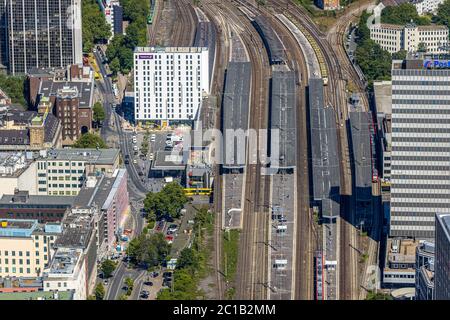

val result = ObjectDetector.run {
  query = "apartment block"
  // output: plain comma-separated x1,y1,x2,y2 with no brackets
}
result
369,23,448,54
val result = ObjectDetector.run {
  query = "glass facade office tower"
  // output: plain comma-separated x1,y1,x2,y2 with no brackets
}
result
0,0,83,74
435,213,450,300
390,58,450,239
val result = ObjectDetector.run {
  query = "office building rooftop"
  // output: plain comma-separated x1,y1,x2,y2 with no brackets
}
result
135,47,208,54
48,248,82,275
42,148,119,165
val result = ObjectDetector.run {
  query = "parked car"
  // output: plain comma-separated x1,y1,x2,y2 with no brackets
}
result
150,134,156,142
155,220,165,232
165,235,174,244
168,224,178,233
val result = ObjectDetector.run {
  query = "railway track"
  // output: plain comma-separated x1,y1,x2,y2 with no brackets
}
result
228,0,315,300
191,2,230,299
255,8,313,300
200,0,270,300
269,0,359,300
147,0,160,45
172,0,198,46
211,1,271,300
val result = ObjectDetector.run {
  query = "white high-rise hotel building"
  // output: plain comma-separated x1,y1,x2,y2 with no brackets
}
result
390,57,450,239
133,47,210,124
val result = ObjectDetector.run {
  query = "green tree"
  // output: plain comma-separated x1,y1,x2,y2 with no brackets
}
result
109,57,121,77
73,133,108,149
124,277,134,295
354,9,395,85
0,74,27,106
93,102,106,126
82,0,112,52
434,0,450,33
143,182,188,220
105,0,148,74
392,49,407,60
381,3,430,25
256,0,266,7
126,233,170,266
355,39,392,84
125,19,148,48
356,11,372,44
417,42,427,52
94,283,105,300
121,0,149,21
118,293,128,300
101,259,117,278
157,269,201,300
366,290,393,300
176,248,199,270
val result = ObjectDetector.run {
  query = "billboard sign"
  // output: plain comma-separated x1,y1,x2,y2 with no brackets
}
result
139,54,154,59
423,60,450,69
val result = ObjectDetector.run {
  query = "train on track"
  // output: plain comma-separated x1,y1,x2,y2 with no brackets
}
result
315,251,324,300
369,113,378,183
252,15,287,65
147,0,155,24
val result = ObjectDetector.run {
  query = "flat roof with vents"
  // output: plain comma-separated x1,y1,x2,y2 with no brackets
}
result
270,68,296,170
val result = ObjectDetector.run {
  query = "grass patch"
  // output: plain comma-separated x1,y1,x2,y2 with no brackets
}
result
222,229,240,283
225,287,236,300
359,253,369,263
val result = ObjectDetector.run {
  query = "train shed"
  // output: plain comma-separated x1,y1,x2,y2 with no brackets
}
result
222,62,252,171
269,67,297,172
309,78,340,219
349,111,373,228
252,15,286,65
